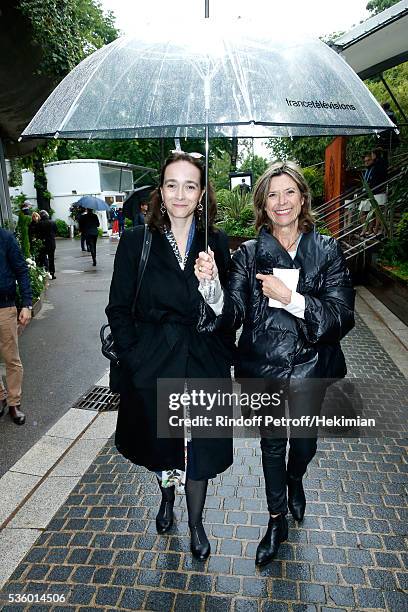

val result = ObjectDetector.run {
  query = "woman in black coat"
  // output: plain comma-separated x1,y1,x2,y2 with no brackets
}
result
106,152,234,561
196,161,355,565
37,210,57,279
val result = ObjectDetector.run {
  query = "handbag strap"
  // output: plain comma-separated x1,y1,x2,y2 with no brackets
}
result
131,223,152,316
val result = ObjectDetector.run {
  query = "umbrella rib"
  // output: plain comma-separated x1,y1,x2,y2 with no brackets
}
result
57,37,128,134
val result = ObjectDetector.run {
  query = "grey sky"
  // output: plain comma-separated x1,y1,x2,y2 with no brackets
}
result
99,0,370,38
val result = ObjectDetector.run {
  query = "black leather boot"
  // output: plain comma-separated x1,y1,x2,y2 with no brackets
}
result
255,514,288,566
186,478,210,561
189,522,210,561
287,475,306,522
9,405,26,425
156,479,175,534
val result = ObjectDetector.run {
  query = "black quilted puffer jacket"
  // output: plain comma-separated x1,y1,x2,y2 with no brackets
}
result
199,225,355,380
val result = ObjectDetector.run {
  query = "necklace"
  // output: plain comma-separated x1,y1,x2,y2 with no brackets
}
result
276,233,300,252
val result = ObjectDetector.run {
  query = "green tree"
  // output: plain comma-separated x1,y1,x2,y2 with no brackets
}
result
8,159,23,187
16,0,119,209
209,151,232,191
267,137,332,168
366,0,400,15
53,137,234,183
239,154,269,185
17,0,118,78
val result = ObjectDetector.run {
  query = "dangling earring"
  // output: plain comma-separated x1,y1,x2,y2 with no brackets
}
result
160,202,166,215
197,200,203,219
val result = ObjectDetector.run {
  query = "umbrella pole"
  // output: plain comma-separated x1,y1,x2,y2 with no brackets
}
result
200,119,217,303
205,122,209,252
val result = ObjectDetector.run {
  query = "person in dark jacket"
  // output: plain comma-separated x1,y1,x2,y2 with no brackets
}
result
106,152,234,561
37,210,57,279
133,201,148,226
28,211,41,255
368,148,388,237
0,228,33,425
78,208,100,266
195,160,355,565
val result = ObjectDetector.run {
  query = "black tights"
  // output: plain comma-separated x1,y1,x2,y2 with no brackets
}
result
185,478,208,527
157,477,208,526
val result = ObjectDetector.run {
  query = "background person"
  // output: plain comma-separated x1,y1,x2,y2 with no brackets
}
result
79,208,100,266
0,227,33,425
239,178,251,196
368,148,388,236
106,152,234,561
78,210,91,252
37,210,57,279
28,211,41,255
358,153,374,236
118,208,125,235
196,160,355,566
133,201,148,226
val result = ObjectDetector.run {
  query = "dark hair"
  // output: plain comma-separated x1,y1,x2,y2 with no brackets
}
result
371,147,384,159
148,152,217,233
253,160,314,233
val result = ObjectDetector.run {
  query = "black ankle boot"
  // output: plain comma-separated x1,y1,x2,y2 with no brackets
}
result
287,475,306,522
156,481,175,534
255,514,288,566
189,522,210,561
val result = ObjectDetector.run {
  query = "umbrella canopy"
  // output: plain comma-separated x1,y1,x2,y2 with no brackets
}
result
75,195,110,211
123,185,153,221
22,20,394,141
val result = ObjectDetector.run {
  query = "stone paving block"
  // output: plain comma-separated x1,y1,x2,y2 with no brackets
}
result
50,438,108,477
45,407,96,439
8,476,81,529
0,472,41,526
0,528,41,588
8,436,73,477
81,412,118,439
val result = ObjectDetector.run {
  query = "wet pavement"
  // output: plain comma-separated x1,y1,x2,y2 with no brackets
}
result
1,310,407,611
0,238,116,477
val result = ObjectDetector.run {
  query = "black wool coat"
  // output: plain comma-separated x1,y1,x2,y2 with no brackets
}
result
106,225,234,478
199,226,355,381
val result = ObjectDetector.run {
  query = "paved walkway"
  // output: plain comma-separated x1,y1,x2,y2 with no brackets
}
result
0,291,407,611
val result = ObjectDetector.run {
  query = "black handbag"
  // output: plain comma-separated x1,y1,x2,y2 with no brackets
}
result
100,224,152,392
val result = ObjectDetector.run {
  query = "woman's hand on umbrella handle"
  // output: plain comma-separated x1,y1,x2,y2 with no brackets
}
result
195,248,218,281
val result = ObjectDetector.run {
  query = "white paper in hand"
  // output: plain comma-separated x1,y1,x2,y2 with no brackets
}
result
268,268,300,308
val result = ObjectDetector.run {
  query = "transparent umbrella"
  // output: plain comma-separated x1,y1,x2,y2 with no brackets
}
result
22,20,394,297
22,20,393,141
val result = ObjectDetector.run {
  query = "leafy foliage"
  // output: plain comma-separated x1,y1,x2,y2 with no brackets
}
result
8,159,23,187
16,0,118,78
209,151,233,191
267,136,332,169
16,258,49,305
17,213,31,258
239,154,269,185
69,203,84,222
55,219,69,237
366,0,400,16
379,212,408,265
216,190,256,237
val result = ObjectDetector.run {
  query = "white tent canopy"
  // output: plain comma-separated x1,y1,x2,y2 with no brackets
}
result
333,0,408,80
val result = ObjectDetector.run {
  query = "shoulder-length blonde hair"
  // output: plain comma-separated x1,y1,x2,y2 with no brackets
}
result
253,160,314,233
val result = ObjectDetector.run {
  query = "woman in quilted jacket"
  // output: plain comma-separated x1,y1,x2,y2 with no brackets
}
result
195,161,355,565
